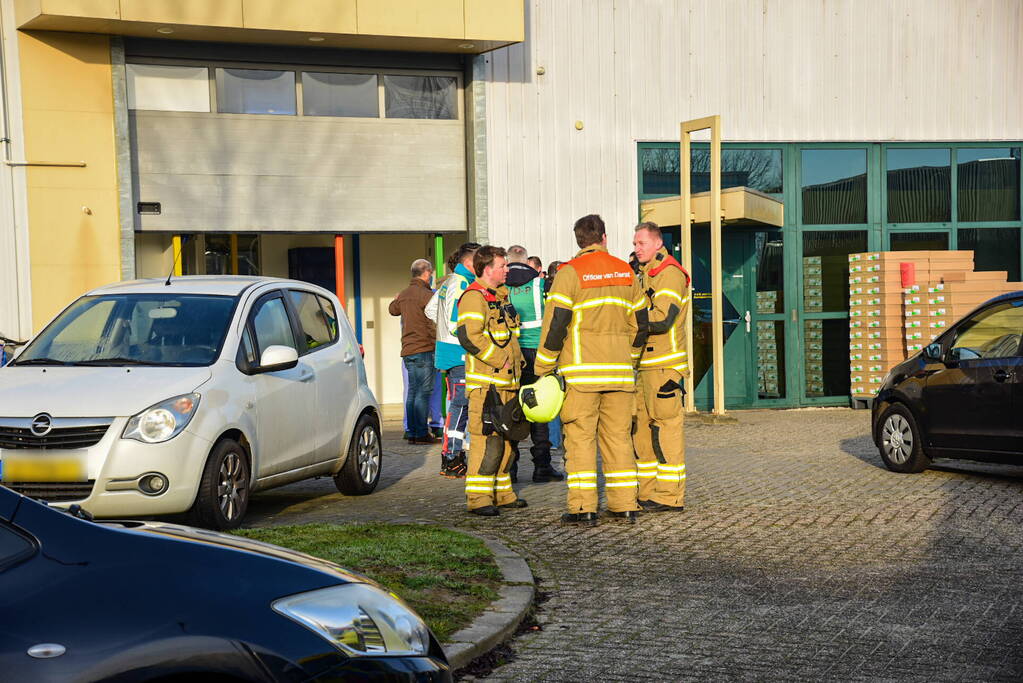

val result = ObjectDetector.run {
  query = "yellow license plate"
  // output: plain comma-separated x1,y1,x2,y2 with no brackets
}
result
2,451,87,482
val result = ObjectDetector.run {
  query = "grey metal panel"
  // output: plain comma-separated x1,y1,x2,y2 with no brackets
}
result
132,112,466,233
110,37,135,281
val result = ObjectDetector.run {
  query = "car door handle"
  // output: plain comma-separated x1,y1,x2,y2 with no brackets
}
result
299,370,315,382
343,352,355,364
993,369,1013,382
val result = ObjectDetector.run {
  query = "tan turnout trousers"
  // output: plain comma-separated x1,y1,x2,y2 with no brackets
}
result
464,387,519,510
561,387,639,514
634,367,686,506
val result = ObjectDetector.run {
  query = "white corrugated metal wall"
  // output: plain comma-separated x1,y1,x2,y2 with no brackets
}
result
483,0,1023,260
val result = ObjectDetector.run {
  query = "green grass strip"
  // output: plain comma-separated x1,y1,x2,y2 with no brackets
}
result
234,523,502,642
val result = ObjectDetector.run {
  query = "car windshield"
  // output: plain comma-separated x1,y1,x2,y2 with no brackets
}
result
14,294,237,367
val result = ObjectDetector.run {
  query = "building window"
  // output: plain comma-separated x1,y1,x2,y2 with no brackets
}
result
803,231,868,314
889,231,948,251
801,149,868,225
126,64,210,112
384,75,456,119
302,72,379,118
887,148,951,223
958,148,1021,222
215,68,296,115
639,147,783,197
958,228,1021,281
204,234,260,276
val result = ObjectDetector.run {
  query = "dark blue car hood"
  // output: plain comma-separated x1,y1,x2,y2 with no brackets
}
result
0,486,366,589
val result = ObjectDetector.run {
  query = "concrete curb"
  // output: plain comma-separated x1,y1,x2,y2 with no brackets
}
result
443,536,535,671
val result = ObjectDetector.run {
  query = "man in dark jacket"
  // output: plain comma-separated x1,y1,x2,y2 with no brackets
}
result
389,258,438,444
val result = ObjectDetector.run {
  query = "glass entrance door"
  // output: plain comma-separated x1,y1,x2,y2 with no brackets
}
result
690,227,754,409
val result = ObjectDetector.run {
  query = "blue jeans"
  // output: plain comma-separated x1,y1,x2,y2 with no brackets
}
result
548,416,562,449
403,352,435,438
429,368,444,430
442,365,469,460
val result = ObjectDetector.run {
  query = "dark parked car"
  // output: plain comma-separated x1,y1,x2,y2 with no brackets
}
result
872,291,1023,473
0,485,451,682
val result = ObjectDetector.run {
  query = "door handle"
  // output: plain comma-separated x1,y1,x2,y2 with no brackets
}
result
744,310,751,333
993,369,1013,383
299,370,315,382
343,352,355,364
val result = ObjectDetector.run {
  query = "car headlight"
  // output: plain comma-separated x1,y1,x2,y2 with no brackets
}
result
272,583,430,657
122,393,200,444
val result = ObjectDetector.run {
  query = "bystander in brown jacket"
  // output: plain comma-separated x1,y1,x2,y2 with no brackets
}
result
389,259,438,443
389,267,437,357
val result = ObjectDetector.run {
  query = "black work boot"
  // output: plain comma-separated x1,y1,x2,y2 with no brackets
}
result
605,510,639,524
499,499,528,509
639,500,685,513
561,512,598,526
532,466,565,483
469,506,500,517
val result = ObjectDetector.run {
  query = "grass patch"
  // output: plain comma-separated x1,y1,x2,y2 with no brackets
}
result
233,523,502,642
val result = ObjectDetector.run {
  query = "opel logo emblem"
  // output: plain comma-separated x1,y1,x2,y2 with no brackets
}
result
30,413,53,437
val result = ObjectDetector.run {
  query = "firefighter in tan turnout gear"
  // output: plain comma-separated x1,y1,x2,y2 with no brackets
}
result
632,222,690,512
456,246,527,516
534,215,649,525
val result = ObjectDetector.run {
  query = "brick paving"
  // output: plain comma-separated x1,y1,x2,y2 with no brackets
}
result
245,407,1023,681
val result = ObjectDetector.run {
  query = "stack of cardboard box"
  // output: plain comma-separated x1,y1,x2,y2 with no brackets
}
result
903,252,980,353
847,251,931,398
803,256,825,396
848,249,1023,401
756,290,781,397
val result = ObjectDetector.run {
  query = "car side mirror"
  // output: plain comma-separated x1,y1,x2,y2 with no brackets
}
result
257,345,299,373
922,343,943,363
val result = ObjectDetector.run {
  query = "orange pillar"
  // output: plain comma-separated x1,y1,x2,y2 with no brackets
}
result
334,235,345,307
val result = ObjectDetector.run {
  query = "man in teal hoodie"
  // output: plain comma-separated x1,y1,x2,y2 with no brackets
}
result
426,242,479,477
505,245,565,483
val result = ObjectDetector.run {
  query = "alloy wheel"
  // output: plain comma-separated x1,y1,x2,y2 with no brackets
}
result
217,452,246,521
358,427,381,484
881,414,913,465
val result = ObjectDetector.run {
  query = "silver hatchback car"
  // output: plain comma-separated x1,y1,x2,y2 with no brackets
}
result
0,276,382,529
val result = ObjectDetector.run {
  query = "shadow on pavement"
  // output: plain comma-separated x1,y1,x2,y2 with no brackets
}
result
842,435,1023,482
243,449,429,526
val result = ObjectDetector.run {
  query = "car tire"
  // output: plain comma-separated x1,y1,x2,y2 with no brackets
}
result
188,439,250,530
334,414,381,496
876,403,930,473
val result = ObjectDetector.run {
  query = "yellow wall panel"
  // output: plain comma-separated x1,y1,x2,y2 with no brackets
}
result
119,0,243,27
357,0,464,39
22,111,116,190
465,0,522,42
28,189,120,328
244,0,357,34
18,31,121,331
14,0,43,26
41,0,119,19
18,31,113,113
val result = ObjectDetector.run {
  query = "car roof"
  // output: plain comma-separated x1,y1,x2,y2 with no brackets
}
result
983,290,1023,306
85,276,330,297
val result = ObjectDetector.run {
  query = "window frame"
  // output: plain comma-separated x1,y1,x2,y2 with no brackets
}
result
284,288,339,356
246,290,300,360
945,300,1023,363
126,57,464,123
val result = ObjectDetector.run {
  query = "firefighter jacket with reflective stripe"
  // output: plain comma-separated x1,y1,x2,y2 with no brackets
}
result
505,263,545,350
533,245,648,392
638,247,691,373
457,280,523,392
